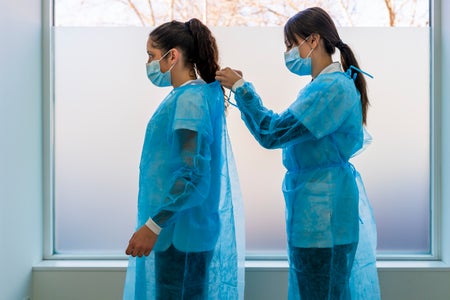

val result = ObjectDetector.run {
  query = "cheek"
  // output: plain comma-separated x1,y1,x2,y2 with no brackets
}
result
298,48,308,59
158,60,170,73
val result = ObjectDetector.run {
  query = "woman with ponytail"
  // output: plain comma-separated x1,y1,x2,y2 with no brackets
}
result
217,7,379,300
123,18,245,300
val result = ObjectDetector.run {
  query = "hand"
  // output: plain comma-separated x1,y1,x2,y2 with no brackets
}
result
215,67,243,90
125,225,158,257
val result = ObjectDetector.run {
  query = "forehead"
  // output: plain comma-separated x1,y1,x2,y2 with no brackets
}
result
284,35,298,47
146,38,160,53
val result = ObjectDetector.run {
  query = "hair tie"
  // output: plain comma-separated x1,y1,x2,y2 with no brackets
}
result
335,40,344,49
184,20,193,35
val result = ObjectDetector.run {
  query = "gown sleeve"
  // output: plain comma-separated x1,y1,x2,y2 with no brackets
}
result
151,90,213,228
234,82,313,149
288,74,360,139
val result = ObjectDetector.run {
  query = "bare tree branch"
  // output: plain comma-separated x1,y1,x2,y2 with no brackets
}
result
266,7,290,20
146,0,156,26
127,0,146,26
384,0,396,26
337,0,353,26
170,0,174,21
410,0,418,26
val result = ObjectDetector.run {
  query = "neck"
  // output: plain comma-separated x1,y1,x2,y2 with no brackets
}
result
311,56,333,79
171,68,197,87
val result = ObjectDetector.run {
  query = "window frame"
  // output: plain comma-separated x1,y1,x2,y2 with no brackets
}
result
42,0,441,262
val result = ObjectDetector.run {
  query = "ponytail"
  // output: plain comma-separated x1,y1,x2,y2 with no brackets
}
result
186,18,220,83
336,42,369,124
285,7,370,124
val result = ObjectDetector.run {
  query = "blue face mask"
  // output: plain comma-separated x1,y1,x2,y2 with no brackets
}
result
146,50,174,87
284,38,314,76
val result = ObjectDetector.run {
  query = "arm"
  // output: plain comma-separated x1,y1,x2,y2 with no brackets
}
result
126,128,211,257
235,82,312,149
240,104,311,149
216,67,312,149
151,128,210,227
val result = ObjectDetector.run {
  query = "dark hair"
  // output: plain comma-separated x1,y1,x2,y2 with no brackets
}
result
284,7,369,124
149,18,220,84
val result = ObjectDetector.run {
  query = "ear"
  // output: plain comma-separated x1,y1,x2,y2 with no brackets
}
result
168,48,180,64
309,33,321,48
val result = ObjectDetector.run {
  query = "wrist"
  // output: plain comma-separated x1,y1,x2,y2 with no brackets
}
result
145,218,161,235
232,78,245,92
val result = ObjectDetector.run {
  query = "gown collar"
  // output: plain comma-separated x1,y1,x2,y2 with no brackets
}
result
318,62,342,76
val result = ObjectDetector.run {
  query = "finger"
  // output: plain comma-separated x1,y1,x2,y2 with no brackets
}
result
131,249,138,257
125,243,132,255
218,67,233,75
215,71,226,79
126,247,135,256
135,248,145,257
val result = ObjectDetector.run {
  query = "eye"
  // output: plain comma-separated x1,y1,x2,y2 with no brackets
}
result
285,40,294,51
285,44,295,52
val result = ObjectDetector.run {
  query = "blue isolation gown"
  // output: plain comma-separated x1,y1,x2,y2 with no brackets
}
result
234,62,380,299
123,80,245,300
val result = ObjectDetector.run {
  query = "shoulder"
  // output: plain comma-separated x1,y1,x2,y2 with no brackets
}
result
176,80,223,97
315,71,353,89
304,72,358,99
291,72,359,112
172,80,224,116
175,81,207,104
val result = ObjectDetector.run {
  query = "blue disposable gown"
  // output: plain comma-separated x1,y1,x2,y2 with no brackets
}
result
123,80,245,300
234,63,380,299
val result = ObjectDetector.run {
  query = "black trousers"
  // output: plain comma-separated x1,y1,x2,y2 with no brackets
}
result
155,244,213,300
290,243,357,300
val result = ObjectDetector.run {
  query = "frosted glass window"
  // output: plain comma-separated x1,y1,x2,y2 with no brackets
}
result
51,1,431,257
53,26,430,256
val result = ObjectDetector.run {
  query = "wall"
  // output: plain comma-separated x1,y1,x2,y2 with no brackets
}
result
439,0,450,266
30,262,450,300
0,1,43,300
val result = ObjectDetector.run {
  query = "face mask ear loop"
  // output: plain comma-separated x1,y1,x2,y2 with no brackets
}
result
298,36,314,57
160,49,176,73
160,49,171,60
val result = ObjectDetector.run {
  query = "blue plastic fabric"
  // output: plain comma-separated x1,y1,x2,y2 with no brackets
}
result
234,63,379,299
123,80,245,300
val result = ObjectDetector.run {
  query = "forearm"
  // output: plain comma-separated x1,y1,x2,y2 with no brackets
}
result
148,130,211,229
235,82,312,149
234,82,278,146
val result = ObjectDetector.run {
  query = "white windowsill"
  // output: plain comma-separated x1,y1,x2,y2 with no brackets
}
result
32,259,450,272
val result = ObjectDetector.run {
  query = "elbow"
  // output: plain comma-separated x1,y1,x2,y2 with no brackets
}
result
258,138,279,149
